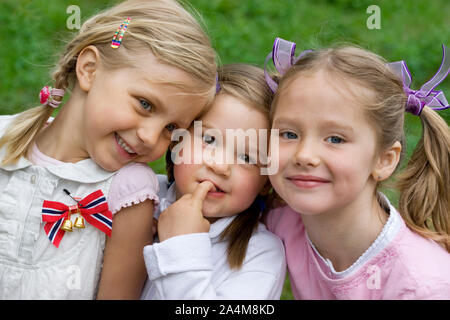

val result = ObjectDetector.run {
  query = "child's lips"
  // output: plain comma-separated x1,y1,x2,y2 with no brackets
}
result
287,175,330,188
199,179,227,194
288,175,330,182
114,133,137,159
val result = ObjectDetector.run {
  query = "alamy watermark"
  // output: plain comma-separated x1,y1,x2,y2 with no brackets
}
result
66,264,81,290
366,5,381,30
170,121,279,175
366,265,381,290
66,5,81,30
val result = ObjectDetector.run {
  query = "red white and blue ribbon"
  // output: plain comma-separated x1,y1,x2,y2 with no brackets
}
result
42,190,113,247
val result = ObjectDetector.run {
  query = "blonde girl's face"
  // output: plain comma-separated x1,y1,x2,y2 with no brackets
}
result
81,51,210,171
173,94,269,221
269,70,380,216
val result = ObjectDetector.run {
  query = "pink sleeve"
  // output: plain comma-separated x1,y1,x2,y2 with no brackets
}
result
108,163,160,214
266,205,301,241
266,207,284,234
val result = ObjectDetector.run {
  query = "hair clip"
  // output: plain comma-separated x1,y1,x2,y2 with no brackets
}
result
387,45,449,116
111,17,131,49
215,73,221,93
264,37,314,93
39,86,65,108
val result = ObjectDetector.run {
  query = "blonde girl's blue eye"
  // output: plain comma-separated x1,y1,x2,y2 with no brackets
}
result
139,99,152,111
281,131,298,139
326,136,344,144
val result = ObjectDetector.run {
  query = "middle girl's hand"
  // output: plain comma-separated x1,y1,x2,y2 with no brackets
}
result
157,181,214,242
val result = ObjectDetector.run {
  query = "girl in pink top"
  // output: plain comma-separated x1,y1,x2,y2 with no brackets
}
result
264,38,450,299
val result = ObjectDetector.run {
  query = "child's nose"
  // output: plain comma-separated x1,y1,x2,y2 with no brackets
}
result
293,139,320,167
208,162,231,177
136,126,161,149
204,152,231,177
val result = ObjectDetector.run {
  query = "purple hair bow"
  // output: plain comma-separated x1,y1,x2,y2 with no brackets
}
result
387,45,450,116
264,37,313,93
216,73,221,93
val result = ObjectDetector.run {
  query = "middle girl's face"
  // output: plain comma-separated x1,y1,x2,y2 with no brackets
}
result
269,70,379,216
173,94,269,220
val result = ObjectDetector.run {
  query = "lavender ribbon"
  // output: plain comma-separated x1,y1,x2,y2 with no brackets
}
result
264,37,313,93
216,72,221,93
387,44,450,116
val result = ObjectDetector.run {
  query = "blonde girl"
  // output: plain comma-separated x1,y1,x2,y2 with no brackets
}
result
265,38,450,299
0,0,216,299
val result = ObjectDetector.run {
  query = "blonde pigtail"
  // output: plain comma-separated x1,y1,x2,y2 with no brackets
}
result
397,107,450,252
0,106,53,165
0,52,72,166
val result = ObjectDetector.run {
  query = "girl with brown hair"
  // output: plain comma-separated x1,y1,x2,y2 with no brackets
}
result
141,64,286,299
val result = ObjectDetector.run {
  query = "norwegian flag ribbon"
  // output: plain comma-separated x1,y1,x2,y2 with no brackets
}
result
41,189,113,247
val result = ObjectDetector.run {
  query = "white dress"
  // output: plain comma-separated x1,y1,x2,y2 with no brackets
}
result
0,115,159,299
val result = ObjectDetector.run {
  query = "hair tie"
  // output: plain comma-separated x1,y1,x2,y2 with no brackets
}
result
264,37,314,93
216,73,221,93
387,44,450,116
39,86,65,108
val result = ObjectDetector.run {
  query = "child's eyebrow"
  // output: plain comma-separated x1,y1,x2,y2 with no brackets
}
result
271,117,299,127
273,117,354,134
132,84,166,110
199,122,218,132
200,122,262,148
318,120,354,133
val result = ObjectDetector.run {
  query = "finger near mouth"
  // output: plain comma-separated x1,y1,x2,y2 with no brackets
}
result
200,182,226,197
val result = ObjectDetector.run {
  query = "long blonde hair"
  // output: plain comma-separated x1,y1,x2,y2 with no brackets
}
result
0,0,217,165
272,46,450,252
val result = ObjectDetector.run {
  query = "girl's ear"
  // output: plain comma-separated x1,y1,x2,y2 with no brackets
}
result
371,141,402,181
76,45,101,92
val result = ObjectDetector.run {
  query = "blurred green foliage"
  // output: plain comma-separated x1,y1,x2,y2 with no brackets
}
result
0,0,449,300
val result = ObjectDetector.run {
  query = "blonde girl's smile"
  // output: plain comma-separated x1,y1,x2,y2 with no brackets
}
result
114,132,137,158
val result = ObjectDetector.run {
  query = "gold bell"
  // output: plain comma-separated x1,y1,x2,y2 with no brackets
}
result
74,216,85,229
61,217,73,232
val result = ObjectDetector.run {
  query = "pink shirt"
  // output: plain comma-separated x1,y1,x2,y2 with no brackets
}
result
266,201,450,299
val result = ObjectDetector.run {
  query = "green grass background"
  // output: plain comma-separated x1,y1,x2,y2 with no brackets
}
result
0,0,449,300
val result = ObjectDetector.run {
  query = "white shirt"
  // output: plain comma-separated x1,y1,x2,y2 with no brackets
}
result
0,115,159,299
140,175,286,300
0,143,115,299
